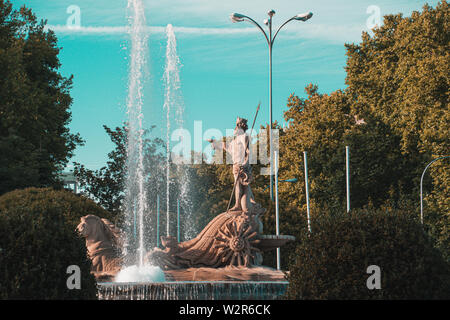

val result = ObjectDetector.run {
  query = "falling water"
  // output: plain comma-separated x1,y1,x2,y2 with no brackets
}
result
98,281,289,300
163,25,176,237
163,24,186,239
163,24,195,241
124,0,148,268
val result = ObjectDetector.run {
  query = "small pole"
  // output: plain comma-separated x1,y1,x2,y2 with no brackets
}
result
133,199,137,240
166,198,170,237
177,199,180,242
303,151,311,233
346,146,350,213
156,195,160,247
274,151,280,270
420,178,423,224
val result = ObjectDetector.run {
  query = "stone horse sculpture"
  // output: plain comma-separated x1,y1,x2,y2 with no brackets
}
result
147,115,290,272
77,215,124,276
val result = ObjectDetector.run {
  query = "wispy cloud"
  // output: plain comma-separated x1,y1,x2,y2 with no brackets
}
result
31,0,436,43
45,23,364,43
46,25,128,34
45,24,259,35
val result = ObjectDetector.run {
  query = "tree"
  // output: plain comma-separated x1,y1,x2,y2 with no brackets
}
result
279,85,406,219
270,1,449,262
344,0,449,258
73,125,128,216
73,124,165,219
0,0,83,195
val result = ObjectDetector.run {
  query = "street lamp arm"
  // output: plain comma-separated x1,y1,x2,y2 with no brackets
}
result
272,17,295,45
420,156,449,181
420,155,450,224
241,15,270,45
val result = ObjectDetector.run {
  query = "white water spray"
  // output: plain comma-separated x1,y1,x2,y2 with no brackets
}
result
124,0,148,268
120,0,166,282
163,24,180,237
163,24,194,241
115,265,165,283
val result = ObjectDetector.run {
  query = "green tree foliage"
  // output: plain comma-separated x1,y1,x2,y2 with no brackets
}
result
188,162,231,231
264,87,407,268
344,1,449,257
0,188,110,299
281,86,405,213
0,0,83,195
278,1,448,260
285,209,450,299
73,125,165,217
73,125,128,216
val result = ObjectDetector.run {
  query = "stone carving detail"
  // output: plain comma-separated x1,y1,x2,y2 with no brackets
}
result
146,209,264,270
214,216,261,267
77,215,124,274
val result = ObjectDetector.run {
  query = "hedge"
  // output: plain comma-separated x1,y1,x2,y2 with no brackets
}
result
285,208,450,299
0,187,112,299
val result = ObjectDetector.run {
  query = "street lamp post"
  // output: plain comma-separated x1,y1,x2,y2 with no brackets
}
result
346,146,350,213
156,194,160,247
230,10,313,201
303,151,311,233
274,151,280,269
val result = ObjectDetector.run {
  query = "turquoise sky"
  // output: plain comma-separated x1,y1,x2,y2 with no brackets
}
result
10,0,439,170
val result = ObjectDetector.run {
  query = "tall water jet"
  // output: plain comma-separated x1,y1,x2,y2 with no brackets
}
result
124,0,149,268
163,24,178,237
163,24,194,241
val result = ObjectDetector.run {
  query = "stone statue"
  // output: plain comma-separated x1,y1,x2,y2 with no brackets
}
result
146,116,271,270
77,215,124,274
209,116,265,215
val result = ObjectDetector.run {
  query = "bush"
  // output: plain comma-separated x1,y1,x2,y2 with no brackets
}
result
0,187,112,299
285,208,450,299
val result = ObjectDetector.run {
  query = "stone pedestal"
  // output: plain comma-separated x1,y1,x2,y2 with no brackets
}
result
164,266,287,281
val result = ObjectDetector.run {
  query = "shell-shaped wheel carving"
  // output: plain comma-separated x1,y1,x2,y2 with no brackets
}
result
214,215,260,267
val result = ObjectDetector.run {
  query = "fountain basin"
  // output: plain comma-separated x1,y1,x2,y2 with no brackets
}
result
255,235,296,251
97,280,288,300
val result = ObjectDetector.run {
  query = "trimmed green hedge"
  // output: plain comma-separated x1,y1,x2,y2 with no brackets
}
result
0,187,112,299
285,208,450,299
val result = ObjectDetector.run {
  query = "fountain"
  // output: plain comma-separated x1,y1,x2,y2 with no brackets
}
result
163,24,174,238
98,281,288,300
94,113,295,299
119,0,159,280
163,23,194,241
89,0,295,299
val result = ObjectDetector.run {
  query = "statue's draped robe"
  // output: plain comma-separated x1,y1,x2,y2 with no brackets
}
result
164,211,239,268
148,207,265,270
